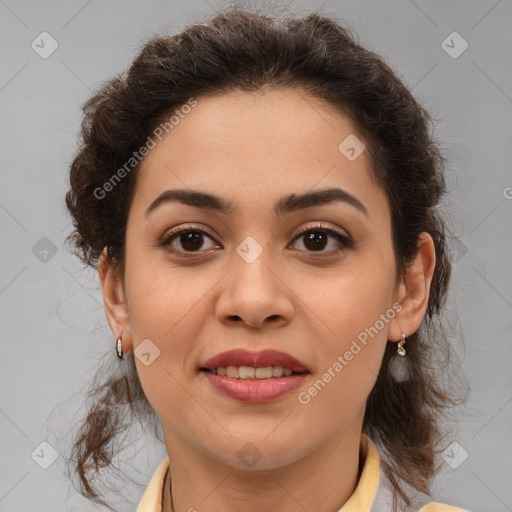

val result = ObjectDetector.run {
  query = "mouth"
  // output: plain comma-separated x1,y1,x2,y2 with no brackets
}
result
200,348,309,376
199,349,311,403
200,365,308,379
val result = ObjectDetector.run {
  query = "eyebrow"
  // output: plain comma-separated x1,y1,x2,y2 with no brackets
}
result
144,187,369,219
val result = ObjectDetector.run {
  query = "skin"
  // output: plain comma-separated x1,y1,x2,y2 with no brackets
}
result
99,88,436,512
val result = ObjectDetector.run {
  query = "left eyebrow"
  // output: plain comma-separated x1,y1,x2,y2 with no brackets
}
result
144,187,369,219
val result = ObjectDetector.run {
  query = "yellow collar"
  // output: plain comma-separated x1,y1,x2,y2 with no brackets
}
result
340,433,380,511
136,433,468,512
137,433,379,512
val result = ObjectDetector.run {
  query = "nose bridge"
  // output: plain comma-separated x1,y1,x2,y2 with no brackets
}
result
232,234,277,301
216,233,294,327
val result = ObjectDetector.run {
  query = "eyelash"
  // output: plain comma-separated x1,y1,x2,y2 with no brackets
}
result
157,222,352,259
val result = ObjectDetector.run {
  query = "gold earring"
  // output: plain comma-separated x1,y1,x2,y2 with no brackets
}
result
389,333,411,382
397,333,407,356
116,337,123,359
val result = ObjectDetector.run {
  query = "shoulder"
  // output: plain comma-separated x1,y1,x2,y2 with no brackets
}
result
419,502,472,512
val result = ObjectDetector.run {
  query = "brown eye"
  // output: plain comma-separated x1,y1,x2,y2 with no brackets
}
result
291,224,352,256
301,231,329,251
176,231,208,252
157,222,351,259
158,226,220,257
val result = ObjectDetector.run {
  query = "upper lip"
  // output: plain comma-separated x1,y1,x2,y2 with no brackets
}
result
201,349,309,373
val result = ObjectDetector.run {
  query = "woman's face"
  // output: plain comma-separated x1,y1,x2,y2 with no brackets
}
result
109,88,405,469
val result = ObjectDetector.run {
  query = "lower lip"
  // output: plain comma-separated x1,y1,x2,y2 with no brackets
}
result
201,370,309,403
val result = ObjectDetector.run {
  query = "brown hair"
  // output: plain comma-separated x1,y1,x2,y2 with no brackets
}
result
64,6,468,511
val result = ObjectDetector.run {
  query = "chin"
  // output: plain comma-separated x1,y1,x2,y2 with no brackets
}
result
202,430,313,471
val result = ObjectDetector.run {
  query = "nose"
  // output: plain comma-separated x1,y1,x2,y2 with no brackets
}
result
215,245,295,329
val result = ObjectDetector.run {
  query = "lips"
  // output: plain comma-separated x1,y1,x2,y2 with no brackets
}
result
201,349,309,373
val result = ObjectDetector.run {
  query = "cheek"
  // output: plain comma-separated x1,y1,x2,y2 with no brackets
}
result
293,257,395,345
126,266,213,422
125,257,214,344
124,261,222,408
291,256,394,400
297,349,382,436
295,276,390,423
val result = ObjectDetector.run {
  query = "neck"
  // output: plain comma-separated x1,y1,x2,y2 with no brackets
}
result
161,419,364,512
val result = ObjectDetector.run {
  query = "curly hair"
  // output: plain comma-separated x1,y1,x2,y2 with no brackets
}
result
63,6,468,511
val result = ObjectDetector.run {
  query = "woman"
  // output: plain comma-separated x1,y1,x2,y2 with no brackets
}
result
64,7,470,512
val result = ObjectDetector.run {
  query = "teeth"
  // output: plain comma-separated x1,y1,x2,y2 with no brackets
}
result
210,365,302,380
272,366,283,377
226,366,239,379
239,366,255,379
255,366,272,379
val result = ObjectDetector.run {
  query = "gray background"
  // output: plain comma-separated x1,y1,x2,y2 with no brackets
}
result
1,0,511,511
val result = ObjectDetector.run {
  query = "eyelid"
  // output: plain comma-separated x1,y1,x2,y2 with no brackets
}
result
157,223,220,254
160,222,348,241
157,222,351,256
292,222,349,240
165,223,217,239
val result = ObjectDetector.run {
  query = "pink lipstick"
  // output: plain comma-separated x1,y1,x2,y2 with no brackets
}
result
200,349,310,403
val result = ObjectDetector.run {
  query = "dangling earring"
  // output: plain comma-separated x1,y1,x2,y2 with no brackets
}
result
388,333,411,382
116,337,124,359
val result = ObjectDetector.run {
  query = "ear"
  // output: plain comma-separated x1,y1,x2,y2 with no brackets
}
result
388,232,436,342
98,248,133,353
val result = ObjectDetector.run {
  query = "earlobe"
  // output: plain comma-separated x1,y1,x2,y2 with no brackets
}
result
388,232,436,342
98,248,133,353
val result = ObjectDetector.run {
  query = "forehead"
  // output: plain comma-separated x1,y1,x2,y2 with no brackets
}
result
131,88,387,222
